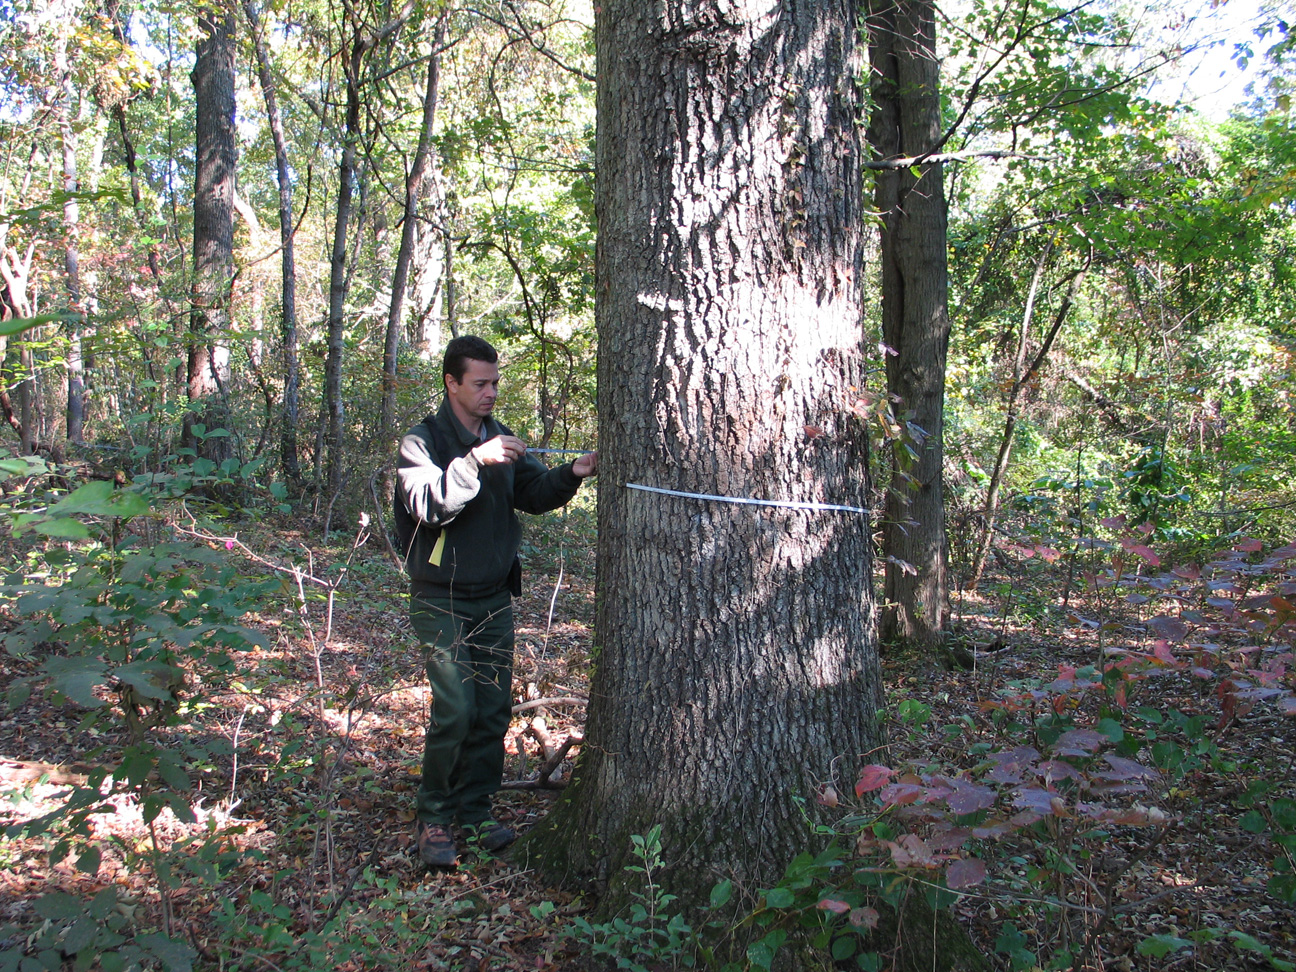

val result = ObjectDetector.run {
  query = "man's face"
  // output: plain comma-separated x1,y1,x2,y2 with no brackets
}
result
445,358,500,426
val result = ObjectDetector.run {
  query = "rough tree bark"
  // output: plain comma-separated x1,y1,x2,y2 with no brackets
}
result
867,0,950,649
525,0,881,911
243,0,302,484
186,3,235,462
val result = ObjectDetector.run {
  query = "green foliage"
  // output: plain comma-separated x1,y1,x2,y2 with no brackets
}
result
0,886,195,972
568,825,699,972
0,464,272,970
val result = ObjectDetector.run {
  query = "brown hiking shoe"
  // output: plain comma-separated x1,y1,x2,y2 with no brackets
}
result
416,821,458,868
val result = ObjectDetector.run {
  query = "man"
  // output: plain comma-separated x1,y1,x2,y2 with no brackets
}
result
395,335,596,868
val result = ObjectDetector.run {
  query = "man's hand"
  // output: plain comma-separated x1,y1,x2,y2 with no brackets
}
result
573,450,598,478
472,435,527,465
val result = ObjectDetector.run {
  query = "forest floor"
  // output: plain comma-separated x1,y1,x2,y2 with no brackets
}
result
1,511,1294,971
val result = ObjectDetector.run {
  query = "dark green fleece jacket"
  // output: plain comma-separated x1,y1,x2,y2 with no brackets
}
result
396,400,582,598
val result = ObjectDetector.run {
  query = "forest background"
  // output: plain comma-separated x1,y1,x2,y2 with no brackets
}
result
0,0,1295,968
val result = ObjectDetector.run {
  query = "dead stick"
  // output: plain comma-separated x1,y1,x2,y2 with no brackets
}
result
501,733,584,790
511,696,586,714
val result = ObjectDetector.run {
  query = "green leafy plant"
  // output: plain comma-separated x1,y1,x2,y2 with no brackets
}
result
1,466,271,970
568,825,699,972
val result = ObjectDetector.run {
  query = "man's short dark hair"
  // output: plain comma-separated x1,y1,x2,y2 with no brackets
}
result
443,335,498,383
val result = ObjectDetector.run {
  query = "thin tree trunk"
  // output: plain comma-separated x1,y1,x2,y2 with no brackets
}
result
324,0,415,501
965,242,1050,589
868,0,950,649
243,0,302,483
966,263,1086,590
1,236,36,452
324,33,363,500
56,30,86,444
381,14,448,438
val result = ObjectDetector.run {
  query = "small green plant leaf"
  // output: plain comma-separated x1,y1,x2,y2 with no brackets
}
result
1096,717,1124,742
76,846,102,874
709,879,733,908
33,891,84,921
44,657,107,708
1239,810,1267,833
33,517,92,539
1229,930,1268,953
1137,934,1192,958
114,661,184,702
137,932,197,972
763,887,795,909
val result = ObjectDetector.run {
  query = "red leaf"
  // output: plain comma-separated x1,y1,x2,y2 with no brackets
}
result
972,818,1016,839
1147,615,1189,642
1103,755,1159,780
855,764,894,797
879,782,925,807
818,898,851,914
946,857,987,889
1152,642,1180,667
1121,539,1161,566
1236,538,1264,553
1039,760,1083,783
946,779,997,815
1053,728,1106,756
1100,516,1127,530
1013,787,1060,814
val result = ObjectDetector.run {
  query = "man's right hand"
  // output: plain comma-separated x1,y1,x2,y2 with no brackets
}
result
471,434,527,465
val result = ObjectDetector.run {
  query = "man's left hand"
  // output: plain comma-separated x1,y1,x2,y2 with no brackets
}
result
573,451,598,478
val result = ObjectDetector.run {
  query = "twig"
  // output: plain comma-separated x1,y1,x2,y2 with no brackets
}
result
863,149,1044,169
502,731,583,790
511,696,586,714
229,704,249,812
318,842,381,927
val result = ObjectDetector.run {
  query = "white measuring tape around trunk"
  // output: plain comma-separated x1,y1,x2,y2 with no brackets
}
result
624,482,868,515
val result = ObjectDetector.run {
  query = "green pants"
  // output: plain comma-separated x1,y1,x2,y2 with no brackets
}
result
411,589,514,827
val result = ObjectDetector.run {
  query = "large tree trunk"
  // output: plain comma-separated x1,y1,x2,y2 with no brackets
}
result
526,0,880,912
867,0,950,649
186,4,236,462
243,0,302,484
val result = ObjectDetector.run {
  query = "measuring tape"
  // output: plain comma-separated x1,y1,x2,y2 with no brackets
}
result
625,482,868,515
525,448,867,514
